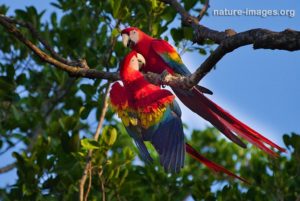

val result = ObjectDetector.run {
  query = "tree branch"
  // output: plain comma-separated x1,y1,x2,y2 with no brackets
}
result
0,162,16,174
0,77,78,174
79,20,120,201
2,2,300,92
197,0,209,22
144,45,227,89
84,162,92,201
0,14,119,81
79,83,111,201
159,0,300,87
161,0,300,50
0,14,79,66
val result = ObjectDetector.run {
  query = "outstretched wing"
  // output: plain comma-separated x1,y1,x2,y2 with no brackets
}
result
148,105,185,173
151,39,191,76
110,82,153,163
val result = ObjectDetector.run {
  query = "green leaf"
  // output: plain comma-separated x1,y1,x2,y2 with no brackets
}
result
16,73,27,85
80,106,92,120
102,126,117,146
110,0,121,18
183,27,193,40
114,166,120,178
199,48,207,55
161,6,176,22
151,0,158,8
283,134,290,148
123,147,135,160
80,84,95,95
50,2,63,9
81,138,101,150
111,28,119,38
11,105,20,121
183,0,197,10
170,28,184,43
51,12,58,28
108,169,114,180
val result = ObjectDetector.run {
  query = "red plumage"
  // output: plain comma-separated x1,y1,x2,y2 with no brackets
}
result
185,143,250,184
110,82,128,110
118,51,174,112
122,27,286,156
111,51,249,182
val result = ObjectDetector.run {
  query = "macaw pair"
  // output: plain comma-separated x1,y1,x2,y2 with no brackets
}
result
110,51,247,182
120,27,285,156
109,27,285,182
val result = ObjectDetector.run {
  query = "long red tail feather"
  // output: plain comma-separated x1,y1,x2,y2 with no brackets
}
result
174,87,286,156
185,143,250,184
193,87,286,153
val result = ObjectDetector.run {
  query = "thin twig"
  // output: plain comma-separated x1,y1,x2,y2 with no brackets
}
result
94,83,111,142
79,82,111,201
0,139,22,155
197,0,209,22
79,19,120,201
84,163,92,201
0,78,77,174
0,162,16,174
98,167,106,201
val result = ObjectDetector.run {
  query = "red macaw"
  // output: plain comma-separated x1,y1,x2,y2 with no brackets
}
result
121,27,286,156
110,51,247,182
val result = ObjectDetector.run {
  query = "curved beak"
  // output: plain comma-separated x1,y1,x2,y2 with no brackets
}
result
137,53,146,69
122,34,129,47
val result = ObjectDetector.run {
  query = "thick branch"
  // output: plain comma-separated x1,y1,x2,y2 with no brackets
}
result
2,3,300,91
162,0,300,51
0,14,119,81
0,15,188,90
159,0,300,87
144,45,227,89
0,14,79,66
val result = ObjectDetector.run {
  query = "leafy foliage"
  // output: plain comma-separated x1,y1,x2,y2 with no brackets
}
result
0,0,299,201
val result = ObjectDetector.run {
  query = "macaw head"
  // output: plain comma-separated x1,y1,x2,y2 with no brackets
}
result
121,27,141,48
119,51,146,80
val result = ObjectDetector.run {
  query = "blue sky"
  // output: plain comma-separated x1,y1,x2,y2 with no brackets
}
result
181,0,300,145
1,0,299,188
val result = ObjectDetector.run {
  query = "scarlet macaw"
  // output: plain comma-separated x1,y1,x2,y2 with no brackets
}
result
121,27,285,156
110,51,247,182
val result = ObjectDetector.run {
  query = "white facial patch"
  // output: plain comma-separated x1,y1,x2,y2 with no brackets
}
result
130,56,139,71
129,30,139,44
122,34,129,47
137,53,146,69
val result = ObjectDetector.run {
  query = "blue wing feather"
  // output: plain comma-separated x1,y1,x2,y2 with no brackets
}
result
149,106,185,173
125,126,153,164
171,100,182,117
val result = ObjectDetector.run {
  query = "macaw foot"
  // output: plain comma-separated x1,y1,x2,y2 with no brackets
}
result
160,70,170,88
